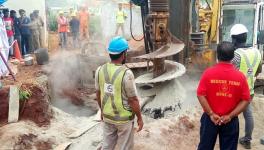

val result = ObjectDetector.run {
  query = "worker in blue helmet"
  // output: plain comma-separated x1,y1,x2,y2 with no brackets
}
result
95,36,143,150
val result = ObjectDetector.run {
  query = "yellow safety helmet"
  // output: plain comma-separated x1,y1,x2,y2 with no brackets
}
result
59,11,64,14
71,12,76,17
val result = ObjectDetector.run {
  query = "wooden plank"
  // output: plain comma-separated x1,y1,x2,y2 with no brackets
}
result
68,121,99,139
8,85,19,123
54,142,72,150
93,110,101,122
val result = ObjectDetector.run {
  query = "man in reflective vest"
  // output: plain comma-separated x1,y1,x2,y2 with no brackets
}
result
95,36,143,150
115,3,127,36
230,24,262,149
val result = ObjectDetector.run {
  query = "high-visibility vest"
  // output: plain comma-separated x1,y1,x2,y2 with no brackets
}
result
98,63,133,124
116,10,126,24
236,48,261,95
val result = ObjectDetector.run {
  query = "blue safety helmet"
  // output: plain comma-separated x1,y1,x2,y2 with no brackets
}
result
0,0,7,5
107,36,129,54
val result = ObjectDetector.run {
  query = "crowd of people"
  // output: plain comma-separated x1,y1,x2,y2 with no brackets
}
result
56,3,127,49
57,6,89,49
0,8,44,78
2,8,44,57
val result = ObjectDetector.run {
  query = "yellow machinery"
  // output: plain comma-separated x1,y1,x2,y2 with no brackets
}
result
191,0,222,69
198,0,222,44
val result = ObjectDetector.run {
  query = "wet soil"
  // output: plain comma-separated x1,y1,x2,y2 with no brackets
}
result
61,87,95,106
0,87,9,125
14,133,54,150
0,84,52,127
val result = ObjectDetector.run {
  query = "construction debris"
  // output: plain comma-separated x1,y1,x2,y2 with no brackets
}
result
68,118,99,139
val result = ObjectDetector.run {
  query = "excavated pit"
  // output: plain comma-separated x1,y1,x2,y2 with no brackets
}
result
44,51,108,117
0,83,52,127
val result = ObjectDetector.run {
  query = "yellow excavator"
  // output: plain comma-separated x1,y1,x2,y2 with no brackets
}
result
198,0,221,44
192,0,264,69
220,0,264,52
190,0,222,69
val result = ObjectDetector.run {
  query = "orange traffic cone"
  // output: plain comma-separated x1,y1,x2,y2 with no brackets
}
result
13,40,22,61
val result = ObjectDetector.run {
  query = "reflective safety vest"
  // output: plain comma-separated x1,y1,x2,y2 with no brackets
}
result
98,63,133,124
116,10,126,24
236,48,261,95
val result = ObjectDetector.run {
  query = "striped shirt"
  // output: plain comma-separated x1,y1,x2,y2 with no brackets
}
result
231,51,241,69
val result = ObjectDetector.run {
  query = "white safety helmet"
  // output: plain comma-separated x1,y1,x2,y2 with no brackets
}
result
230,24,248,37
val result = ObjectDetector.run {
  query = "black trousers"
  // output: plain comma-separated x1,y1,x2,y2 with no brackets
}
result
21,34,30,55
198,113,239,150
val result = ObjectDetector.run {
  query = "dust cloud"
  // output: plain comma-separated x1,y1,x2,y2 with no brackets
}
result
91,0,143,40
49,0,143,41
176,74,201,111
44,51,97,117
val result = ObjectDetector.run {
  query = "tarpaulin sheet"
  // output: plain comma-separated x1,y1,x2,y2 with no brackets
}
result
0,18,9,76
0,0,7,5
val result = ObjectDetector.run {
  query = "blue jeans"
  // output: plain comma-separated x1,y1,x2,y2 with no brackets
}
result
72,32,79,48
8,36,14,56
21,34,30,55
241,102,254,142
198,113,239,150
59,32,67,49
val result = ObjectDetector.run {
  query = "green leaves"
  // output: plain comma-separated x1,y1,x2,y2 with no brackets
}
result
19,89,32,101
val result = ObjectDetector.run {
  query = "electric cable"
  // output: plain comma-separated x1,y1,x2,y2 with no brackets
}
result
129,1,144,41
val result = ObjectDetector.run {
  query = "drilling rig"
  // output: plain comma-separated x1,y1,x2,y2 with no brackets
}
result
129,0,188,118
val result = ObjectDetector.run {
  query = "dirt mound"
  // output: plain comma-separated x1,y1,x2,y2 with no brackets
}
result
20,84,52,127
2,64,43,86
14,133,53,150
135,115,199,150
14,134,37,150
0,84,52,127
0,87,9,125
61,87,95,106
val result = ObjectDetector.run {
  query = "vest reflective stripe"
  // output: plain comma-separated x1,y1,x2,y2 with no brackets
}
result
116,10,126,24
236,48,261,94
103,114,133,121
99,63,133,124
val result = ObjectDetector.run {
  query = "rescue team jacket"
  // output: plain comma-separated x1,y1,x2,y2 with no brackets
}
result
116,10,126,24
98,63,133,124
236,48,261,95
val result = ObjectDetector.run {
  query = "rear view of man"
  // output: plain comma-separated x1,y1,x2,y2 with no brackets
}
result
79,6,89,40
95,36,143,150
28,13,40,52
230,24,262,149
69,13,80,49
33,10,44,47
197,42,250,150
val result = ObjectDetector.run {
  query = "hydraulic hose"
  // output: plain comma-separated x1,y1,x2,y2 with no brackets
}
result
129,1,144,41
